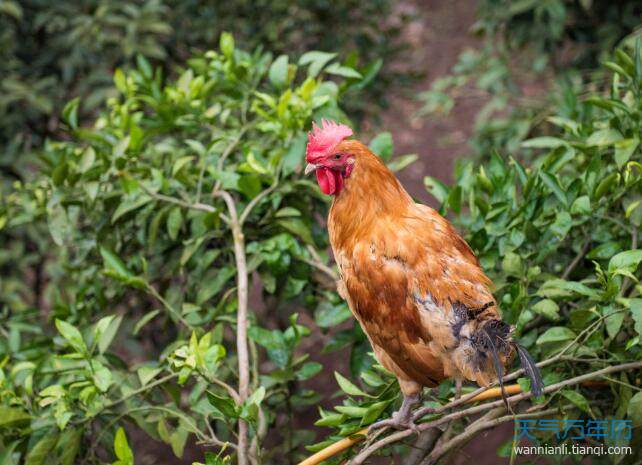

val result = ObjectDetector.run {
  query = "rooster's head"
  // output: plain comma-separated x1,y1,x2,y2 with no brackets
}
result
305,119,354,195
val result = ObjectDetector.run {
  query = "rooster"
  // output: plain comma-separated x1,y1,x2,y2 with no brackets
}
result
304,120,543,430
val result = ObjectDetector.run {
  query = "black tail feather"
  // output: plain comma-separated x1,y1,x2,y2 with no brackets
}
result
480,326,509,409
516,344,544,397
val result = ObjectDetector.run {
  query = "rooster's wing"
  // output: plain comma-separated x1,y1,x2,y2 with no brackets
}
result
334,204,502,387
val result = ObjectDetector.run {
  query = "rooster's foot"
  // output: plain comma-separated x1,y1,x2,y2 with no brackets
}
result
368,392,421,434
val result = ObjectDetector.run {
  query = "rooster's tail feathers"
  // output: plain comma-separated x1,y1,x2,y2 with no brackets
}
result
515,344,544,397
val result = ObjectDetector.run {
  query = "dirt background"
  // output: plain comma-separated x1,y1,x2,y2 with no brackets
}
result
376,0,484,205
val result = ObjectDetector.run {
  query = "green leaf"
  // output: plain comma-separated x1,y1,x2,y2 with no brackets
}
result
627,391,642,427
113,68,128,94
25,431,59,465
536,326,576,345
0,1,22,19
207,391,238,418
587,241,621,260
296,362,322,380
170,425,188,458
167,207,183,241
277,218,313,244
55,319,86,354
315,302,351,328
219,32,234,58
608,250,642,274
605,307,625,339
570,195,590,215
550,211,572,238
91,360,113,392
424,176,449,204
62,98,80,130
537,279,597,298
314,413,346,427
0,406,31,428
95,315,122,354
561,390,592,415
502,252,523,276
368,132,393,161
360,400,392,425
387,154,418,172
334,405,368,417
629,299,642,337
133,310,161,335
57,428,82,465
113,427,134,465
586,128,622,146
299,51,337,77
172,156,195,176
269,55,289,88
100,247,134,280
137,366,162,386
521,136,567,148
614,138,639,168
334,372,368,397
539,171,567,205
531,299,559,320
324,63,362,79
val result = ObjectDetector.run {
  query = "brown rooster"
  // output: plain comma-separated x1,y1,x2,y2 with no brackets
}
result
304,120,543,430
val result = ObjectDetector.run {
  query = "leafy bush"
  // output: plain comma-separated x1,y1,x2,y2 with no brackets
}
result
0,0,400,181
3,8,642,465
419,0,642,158
0,36,379,464
306,45,642,464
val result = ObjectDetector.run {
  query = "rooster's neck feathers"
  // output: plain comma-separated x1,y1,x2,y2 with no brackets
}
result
329,141,413,248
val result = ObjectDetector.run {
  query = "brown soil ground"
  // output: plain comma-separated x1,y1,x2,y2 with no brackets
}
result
375,0,484,205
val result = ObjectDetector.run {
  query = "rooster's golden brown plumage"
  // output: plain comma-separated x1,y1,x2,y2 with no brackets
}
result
305,120,542,429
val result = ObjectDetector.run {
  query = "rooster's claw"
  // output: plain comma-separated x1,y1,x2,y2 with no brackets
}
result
368,415,420,434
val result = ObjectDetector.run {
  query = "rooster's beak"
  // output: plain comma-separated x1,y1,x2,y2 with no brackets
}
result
304,163,317,175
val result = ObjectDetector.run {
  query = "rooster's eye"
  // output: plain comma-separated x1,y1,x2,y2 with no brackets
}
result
334,153,342,160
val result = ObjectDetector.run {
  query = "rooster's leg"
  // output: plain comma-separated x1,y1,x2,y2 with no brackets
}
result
368,392,421,433
455,377,462,399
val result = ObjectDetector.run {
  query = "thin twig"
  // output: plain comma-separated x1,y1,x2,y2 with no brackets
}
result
419,407,559,465
212,125,250,194
213,189,251,465
305,245,339,281
239,180,279,225
561,239,591,279
146,283,193,329
141,183,217,214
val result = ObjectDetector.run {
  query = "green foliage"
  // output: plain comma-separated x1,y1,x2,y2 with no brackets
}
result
0,0,400,179
310,44,642,464
419,0,642,157
0,37,387,463
428,45,642,456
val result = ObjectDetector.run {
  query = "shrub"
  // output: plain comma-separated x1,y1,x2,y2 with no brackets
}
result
308,44,642,464
0,36,374,464
419,0,642,158
0,0,399,180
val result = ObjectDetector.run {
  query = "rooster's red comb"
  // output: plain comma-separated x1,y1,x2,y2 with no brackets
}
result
306,119,353,162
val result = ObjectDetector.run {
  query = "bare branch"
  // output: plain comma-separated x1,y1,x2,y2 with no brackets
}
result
239,180,278,225
213,188,251,465
141,183,217,214
419,407,559,465
346,361,641,465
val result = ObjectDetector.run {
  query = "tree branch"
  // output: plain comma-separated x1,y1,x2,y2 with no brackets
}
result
347,361,641,465
419,407,559,465
213,189,251,465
